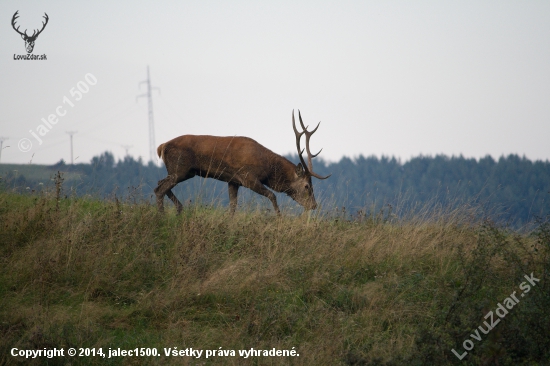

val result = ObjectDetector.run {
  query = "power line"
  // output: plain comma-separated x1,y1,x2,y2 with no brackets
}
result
137,65,160,164
66,131,77,165
121,144,133,156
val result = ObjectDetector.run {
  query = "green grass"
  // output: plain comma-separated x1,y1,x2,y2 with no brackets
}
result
0,163,82,184
0,187,549,365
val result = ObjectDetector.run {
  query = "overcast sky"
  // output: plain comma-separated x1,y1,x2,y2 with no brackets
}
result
1,0,549,165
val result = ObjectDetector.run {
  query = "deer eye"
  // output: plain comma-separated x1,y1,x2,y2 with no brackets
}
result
304,184,310,190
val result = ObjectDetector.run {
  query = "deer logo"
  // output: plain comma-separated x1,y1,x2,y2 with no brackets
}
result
12,11,49,54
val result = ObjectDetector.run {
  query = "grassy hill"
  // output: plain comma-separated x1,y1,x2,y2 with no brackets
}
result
1,184,549,365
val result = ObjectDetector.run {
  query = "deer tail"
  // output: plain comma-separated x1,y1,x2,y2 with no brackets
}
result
157,143,166,162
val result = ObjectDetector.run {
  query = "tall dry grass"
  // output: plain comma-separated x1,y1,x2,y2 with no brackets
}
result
0,180,548,365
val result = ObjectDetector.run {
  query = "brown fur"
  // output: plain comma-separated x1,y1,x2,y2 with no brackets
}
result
154,134,318,215
156,143,165,161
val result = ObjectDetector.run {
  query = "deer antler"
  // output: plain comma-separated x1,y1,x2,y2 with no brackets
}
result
11,11,49,39
11,11,26,37
292,110,331,180
293,110,307,170
32,13,49,39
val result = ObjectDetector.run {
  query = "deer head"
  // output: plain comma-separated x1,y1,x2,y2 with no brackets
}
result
12,11,49,54
290,110,331,210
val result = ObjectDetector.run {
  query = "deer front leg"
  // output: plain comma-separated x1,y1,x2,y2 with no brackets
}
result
228,182,240,214
246,179,281,216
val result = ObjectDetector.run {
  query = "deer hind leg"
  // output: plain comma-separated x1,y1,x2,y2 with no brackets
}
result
246,179,281,216
228,182,240,214
166,190,183,214
154,174,182,213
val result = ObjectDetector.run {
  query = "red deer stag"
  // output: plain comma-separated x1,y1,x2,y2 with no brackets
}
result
154,110,330,215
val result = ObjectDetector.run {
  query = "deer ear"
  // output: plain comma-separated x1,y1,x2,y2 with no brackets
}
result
296,163,305,177
21,34,26,40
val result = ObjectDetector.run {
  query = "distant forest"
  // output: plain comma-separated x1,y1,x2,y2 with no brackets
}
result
1,152,549,227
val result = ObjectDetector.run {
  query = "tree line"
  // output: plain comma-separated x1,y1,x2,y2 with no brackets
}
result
2,152,549,226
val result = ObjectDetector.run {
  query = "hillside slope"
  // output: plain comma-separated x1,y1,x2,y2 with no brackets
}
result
0,189,549,365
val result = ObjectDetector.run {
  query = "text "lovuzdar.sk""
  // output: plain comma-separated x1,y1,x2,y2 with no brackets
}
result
452,272,540,360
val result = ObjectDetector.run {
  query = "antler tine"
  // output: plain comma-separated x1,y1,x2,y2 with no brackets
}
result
310,170,332,180
296,110,331,180
292,110,309,172
298,111,314,169
11,11,26,36
310,147,323,158
305,121,323,157
34,13,49,37
310,121,321,134
297,109,308,131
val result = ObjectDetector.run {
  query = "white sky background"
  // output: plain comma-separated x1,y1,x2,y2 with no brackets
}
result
1,0,549,165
